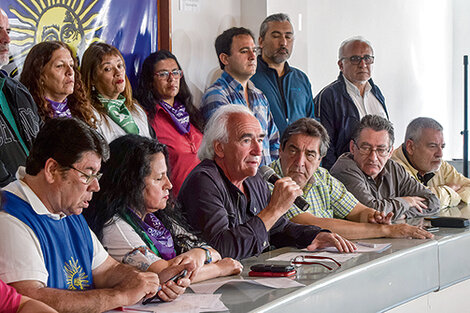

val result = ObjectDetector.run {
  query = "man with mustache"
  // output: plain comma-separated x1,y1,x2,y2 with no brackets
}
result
315,37,388,170
251,13,315,135
330,115,439,219
200,27,279,166
0,8,41,187
392,117,470,208
270,117,433,239
179,105,356,260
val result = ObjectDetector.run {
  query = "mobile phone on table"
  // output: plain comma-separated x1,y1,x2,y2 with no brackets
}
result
142,269,188,305
248,264,296,277
424,226,440,232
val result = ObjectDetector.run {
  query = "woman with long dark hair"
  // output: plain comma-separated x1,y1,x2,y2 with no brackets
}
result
20,41,95,127
84,135,242,288
81,42,153,142
135,50,203,196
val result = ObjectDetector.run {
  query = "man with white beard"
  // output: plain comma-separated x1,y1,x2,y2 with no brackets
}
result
0,8,41,187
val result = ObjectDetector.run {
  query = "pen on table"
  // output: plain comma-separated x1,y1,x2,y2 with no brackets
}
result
115,307,154,312
355,242,378,248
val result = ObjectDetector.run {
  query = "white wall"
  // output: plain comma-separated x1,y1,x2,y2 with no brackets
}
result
172,0,467,160
171,0,242,106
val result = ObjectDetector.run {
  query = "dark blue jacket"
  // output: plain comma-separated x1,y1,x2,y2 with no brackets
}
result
251,56,314,135
314,72,387,170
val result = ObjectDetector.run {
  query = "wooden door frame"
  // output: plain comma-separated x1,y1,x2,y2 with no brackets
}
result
158,0,171,50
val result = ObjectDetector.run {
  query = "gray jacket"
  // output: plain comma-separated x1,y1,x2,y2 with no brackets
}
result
330,153,440,220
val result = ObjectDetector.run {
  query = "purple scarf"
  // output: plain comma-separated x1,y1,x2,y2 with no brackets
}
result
160,100,190,134
46,98,72,118
129,209,176,260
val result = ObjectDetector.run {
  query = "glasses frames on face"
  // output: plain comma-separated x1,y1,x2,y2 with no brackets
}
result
291,255,341,270
343,55,374,65
154,69,183,80
68,165,103,185
354,141,391,157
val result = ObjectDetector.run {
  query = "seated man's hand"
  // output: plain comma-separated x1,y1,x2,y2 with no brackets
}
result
215,257,243,276
118,271,161,305
402,196,427,212
387,224,434,239
306,232,357,253
448,183,462,192
269,177,303,215
368,210,393,224
157,276,191,302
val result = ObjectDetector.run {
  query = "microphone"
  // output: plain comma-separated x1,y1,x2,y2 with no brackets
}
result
259,165,310,212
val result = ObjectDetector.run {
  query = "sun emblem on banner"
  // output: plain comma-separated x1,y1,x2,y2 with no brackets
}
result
5,0,104,76
64,257,90,290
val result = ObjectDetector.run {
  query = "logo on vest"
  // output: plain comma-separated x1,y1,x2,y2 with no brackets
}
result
64,257,90,290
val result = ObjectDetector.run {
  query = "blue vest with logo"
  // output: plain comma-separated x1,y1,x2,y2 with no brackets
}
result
2,191,94,290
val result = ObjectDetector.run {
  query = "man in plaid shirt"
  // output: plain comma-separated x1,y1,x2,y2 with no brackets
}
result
269,118,433,240
200,27,279,166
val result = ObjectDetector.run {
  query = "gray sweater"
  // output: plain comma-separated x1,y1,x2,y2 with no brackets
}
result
330,153,440,220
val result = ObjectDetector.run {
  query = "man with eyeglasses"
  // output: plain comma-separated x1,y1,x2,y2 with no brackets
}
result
392,117,470,208
200,27,279,166
269,117,433,238
0,118,191,311
315,37,388,170
251,13,315,135
330,115,439,220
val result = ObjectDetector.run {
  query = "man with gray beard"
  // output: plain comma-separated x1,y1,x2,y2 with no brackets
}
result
0,8,41,187
251,13,315,135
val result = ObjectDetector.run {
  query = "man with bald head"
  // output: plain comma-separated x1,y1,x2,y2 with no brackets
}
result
0,8,41,187
315,37,388,169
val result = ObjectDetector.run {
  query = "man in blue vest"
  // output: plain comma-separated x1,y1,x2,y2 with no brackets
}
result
251,13,315,135
0,118,190,311
0,8,41,187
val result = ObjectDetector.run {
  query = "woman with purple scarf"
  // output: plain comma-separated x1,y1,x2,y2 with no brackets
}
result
135,50,204,197
20,41,95,128
84,135,242,297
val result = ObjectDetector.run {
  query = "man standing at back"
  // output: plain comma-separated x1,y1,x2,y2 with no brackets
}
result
201,27,279,166
251,13,315,135
315,37,387,169
0,8,41,187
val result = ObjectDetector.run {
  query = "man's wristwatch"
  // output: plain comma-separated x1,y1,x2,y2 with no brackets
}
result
199,246,212,264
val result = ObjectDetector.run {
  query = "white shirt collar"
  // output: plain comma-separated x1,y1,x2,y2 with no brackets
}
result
3,167,65,220
344,76,372,97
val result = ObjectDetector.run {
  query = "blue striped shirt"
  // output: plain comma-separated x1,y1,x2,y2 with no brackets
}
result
201,71,279,165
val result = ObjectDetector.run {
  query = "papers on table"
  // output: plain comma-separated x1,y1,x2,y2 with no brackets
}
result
315,242,392,253
189,276,305,294
267,242,392,264
119,294,228,313
267,251,359,263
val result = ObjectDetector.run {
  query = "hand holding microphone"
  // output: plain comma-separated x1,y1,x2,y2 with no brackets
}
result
259,166,310,212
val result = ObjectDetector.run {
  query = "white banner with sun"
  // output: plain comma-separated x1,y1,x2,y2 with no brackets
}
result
2,0,158,87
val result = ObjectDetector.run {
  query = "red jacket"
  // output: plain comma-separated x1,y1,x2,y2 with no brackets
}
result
149,104,203,196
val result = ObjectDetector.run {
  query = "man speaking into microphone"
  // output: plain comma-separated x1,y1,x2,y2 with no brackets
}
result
178,105,356,260
268,118,433,240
